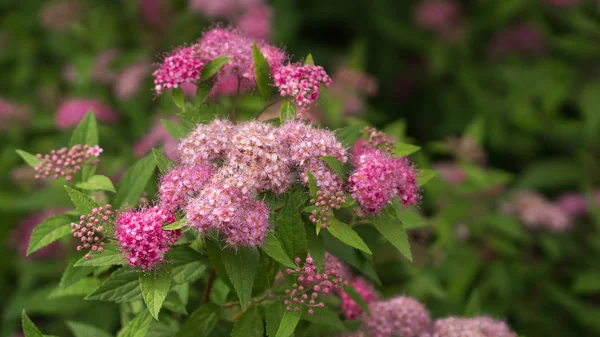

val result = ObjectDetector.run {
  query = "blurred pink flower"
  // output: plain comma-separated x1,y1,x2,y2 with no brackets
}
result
434,161,466,185
488,23,546,60
189,0,261,18
134,117,178,161
39,1,84,32
235,4,271,41
139,0,169,28
329,67,378,115
209,75,252,99
114,61,152,99
556,193,588,217
0,98,30,130
545,0,581,7
55,99,118,129
63,49,120,86
503,191,572,232
13,210,64,259
414,0,462,40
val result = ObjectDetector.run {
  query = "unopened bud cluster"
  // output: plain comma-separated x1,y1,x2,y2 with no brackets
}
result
35,145,102,181
72,205,113,260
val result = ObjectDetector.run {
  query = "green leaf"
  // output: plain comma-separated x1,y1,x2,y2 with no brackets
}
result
279,100,296,123
200,56,231,82
262,233,296,268
117,309,153,337
232,307,264,337
516,158,582,191
140,268,172,320
397,211,427,230
305,223,325,270
253,43,272,102
59,258,94,289
69,110,98,147
573,271,600,294
336,124,362,148
49,278,103,298
306,170,318,200
304,54,314,66
301,305,345,331
394,143,421,157
65,185,99,215
265,302,284,337
166,246,209,284
320,156,346,180
67,321,113,337
175,303,220,337
343,284,370,315
163,218,187,231
222,247,259,311
205,238,233,289
152,148,175,175
74,243,124,266
171,88,185,112
163,291,189,315
76,175,116,193
16,149,41,168
328,219,372,255
275,308,301,337
27,214,72,256
86,268,142,303
161,119,190,141
417,169,438,187
22,310,44,337
276,192,308,261
373,217,412,261
464,289,481,316
114,153,156,207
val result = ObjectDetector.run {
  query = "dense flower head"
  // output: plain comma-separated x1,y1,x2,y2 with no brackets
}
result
178,119,235,166
273,64,332,117
341,277,378,320
114,61,152,99
158,164,215,212
153,46,205,94
430,316,517,337
35,145,103,181
0,98,30,129
56,99,118,129
502,191,571,232
115,206,182,270
363,127,395,155
235,4,272,41
364,296,431,337
133,117,179,161
488,23,545,60
72,205,113,260
284,254,349,314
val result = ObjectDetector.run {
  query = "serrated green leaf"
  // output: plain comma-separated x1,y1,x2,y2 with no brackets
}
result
59,258,94,289
175,303,220,337
253,43,272,102
262,233,296,268
163,218,187,231
86,268,142,303
373,217,412,261
279,100,296,123
27,214,72,256
200,56,231,82
161,119,190,141
275,308,301,337
114,153,156,207
69,111,98,147
222,247,259,311
464,289,481,316
305,223,325,270
22,310,44,337
397,211,427,230
163,291,188,315
320,156,346,180
67,321,113,337
301,305,346,331
65,185,99,215
343,284,370,315
205,239,233,289
118,309,153,337
336,124,362,148
276,192,308,261
306,171,318,200
140,268,172,320
328,219,372,255
16,149,41,168
171,87,185,112
152,148,175,175
49,278,103,298
74,243,124,266
304,54,314,66
394,143,421,157
76,175,116,193
232,307,264,337
166,246,209,284
266,302,284,337
417,169,438,187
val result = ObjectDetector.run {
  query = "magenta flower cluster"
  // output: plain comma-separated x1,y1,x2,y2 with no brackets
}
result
72,205,113,260
428,316,517,337
115,206,182,270
365,296,432,337
284,255,349,314
340,277,379,320
273,64,332,117
153,46,205,94
35,144,103,181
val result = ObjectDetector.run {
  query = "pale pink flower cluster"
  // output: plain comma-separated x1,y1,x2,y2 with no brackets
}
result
34,145,103,181
341,277,379,320
428,316,516,337
365,296,432,337
284,255,349,314
72,205,113,260
39,0,84,32
115,206,182,270
349,139,420,214
114,60,152,99
273,64,332,117
329,67,378,115
434,162,467,185
189,0,261,18
501,191,571,232
133,117,179,161
0,98,30,129
153,46,205,94
488,23,546,60
234,4,272,41
414,0,463,40
159,164,215,212
363,127,395,155
55,99,118,129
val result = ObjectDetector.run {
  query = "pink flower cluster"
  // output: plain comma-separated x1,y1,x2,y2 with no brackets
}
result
159,164,215,212
234,4,272,41
341,277,379,320
39,0,84,32
414,0,463,41
502,191,571,232
34,145,103,181
55,99,118,129
329,67,378,115
153,46,205,94
0,98,30,129
488,23,546,60
273,64,332,117
114,60,152,99
284,255,349,314
434,161,467,185
349,138,420,214
428,316,517,337
364,296,432,337
72,205,113,260
557,191,600,217
189,0,261,18
115,206,182,270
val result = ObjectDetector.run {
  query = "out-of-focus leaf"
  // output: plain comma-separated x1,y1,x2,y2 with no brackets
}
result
16,149,41,168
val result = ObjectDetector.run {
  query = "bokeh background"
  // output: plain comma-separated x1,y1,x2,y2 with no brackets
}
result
2,0,600,336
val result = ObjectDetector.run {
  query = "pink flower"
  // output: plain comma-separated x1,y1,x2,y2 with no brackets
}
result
34,145,103,181
72,205,113,259
329,67,378,115
153,46,205,95
208,75,252,98
178,119,235,166
430,316,516,337
414,0,462,40
364,296,431,337
235,4,272,41
341,278,378,320
114,61,152,100
139,0,168,29
55,99,118,129
434,161,466,185
502,191,571,232
556,193,588,217
0,98,30,129
189,0,261,18
133,117,179,161
65,49,121,86
273,64,332,117
14,210,63,259
158,164,215,212
39,1,84,32
115,206,182,270
488,23,545,60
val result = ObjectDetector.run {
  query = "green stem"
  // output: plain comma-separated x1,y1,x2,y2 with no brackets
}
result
231,77,242,121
